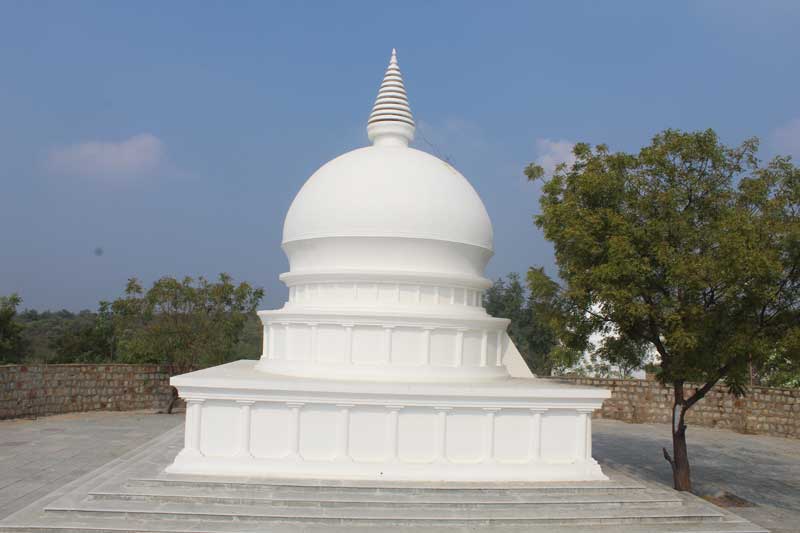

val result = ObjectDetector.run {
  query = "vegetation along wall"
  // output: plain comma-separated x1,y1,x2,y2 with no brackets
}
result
0,364,174,420
556,377,800,439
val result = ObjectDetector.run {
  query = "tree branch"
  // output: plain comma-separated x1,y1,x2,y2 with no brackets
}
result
684,359,736,410
663,447,675,467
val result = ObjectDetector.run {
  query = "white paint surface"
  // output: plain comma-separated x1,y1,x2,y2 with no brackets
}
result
168,50,610,482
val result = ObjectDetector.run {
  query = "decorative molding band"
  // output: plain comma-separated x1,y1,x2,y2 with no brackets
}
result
285,281,486,309
256,318,509,379
279,270,493,291
258,309,509,329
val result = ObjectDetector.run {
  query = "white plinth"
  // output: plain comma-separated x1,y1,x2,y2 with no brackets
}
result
167,360,610,482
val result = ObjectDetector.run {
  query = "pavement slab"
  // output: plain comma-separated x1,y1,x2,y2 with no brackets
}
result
0,410,182,519
593,418,800,533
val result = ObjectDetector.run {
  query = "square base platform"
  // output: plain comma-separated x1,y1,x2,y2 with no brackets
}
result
167,360,610,482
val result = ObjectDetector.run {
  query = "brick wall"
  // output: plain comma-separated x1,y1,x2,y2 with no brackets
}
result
0,364,175,420
2,365,798,437
554,376,800,439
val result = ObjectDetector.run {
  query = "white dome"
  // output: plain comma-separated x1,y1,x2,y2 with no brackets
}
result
283,145,493,251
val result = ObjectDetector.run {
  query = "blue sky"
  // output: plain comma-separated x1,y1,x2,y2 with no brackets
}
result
2,1,799,311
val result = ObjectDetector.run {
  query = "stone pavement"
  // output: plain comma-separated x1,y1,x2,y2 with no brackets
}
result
0,411,797,531
593,419,800,533
0,410,182,520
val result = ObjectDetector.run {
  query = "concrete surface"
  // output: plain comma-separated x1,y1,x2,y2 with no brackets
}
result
0,410,182,519
594,418,800,533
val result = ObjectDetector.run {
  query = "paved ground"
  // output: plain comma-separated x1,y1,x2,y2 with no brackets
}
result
0,411,797,532
0,410,183,519
594,419,800,533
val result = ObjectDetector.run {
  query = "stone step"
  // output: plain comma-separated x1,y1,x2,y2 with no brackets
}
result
0,426,768,533
0,515,770,533
43,499,726,526
88,488,684,509
127,476,646,497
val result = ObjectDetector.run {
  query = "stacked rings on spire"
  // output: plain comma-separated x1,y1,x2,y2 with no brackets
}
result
368,49,414,128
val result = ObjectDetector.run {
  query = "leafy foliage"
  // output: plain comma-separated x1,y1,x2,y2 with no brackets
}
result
0,294,26,364
14,307,115,363
49,303,116,363
526,129,799,490
231,312,265,360
528,267,653,378
17,309,82,362
483,273,560,375
111,274,264,369
757,329,800,388
3,274,264,368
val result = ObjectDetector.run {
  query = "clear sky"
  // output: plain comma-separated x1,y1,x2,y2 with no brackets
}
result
2,1,799,312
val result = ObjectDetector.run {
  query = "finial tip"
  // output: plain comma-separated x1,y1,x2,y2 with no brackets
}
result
368,47,414,146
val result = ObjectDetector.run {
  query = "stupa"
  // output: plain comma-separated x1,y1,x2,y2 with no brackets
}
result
0,52,764,533
167,50,610,482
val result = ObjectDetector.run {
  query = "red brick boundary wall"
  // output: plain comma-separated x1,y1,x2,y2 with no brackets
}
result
0,364,174,420
552,377,800,439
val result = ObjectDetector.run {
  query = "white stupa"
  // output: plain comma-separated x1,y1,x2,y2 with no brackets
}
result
167,50,609,481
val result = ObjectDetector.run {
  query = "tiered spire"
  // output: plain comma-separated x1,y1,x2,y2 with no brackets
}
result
367,49,415,146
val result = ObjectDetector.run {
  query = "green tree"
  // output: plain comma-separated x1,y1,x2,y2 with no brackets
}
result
526,129,799,491
231,311,265,361
50,304,115,363
0,294,26,364
483,273,560,375
756,333,800,388
17,309,85,362
112,273,264,370
112,273,264,413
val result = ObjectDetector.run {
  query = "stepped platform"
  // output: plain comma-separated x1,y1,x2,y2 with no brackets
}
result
0,424,767,532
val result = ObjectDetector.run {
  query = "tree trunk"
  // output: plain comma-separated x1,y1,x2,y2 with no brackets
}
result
670,421,692,491
165,386,179,414
663,381,693,492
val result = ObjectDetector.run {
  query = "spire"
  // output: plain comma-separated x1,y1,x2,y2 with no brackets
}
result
368,48,415,146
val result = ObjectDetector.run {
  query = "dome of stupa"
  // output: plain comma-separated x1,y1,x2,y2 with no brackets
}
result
283,146,493,250
282,49,493,279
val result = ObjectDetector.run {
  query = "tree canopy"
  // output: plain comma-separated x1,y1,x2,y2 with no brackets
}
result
0,294,25,364
483,273,560,375
526,129,799,491
1,274,264,370
112,273,264,369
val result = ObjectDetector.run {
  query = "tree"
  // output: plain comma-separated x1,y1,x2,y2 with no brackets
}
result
0,294,26,364
16,308,88,363
526,129,799,491
112,273,264,413
755,332,800,388
231,311,265,361
50,304,115,363
112,274,263,368
483,273,560,375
